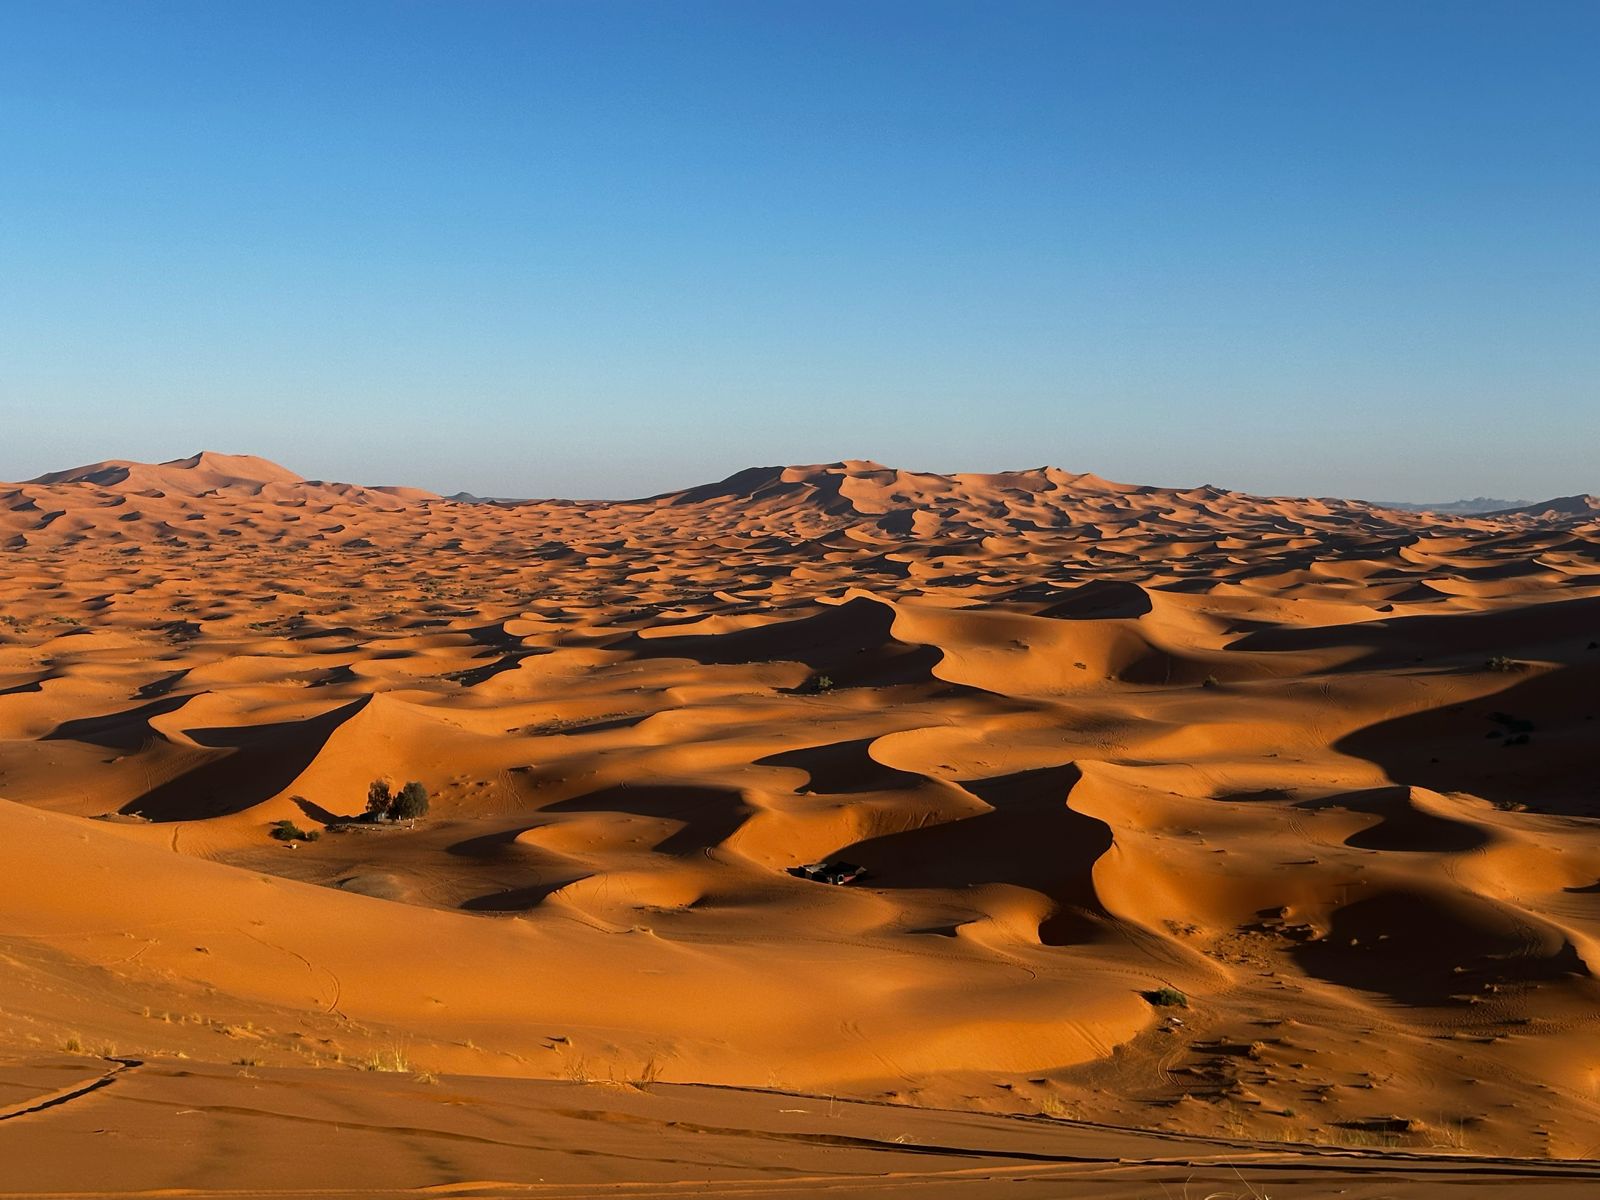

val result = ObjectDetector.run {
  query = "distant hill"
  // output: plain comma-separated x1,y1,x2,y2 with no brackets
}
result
446,491,532,504
10,454,1595,534
1377,497,1531,515
24,451,439,504
1482,494,1600,520
29,450,307,495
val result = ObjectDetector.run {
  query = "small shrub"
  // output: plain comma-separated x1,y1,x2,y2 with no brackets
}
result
391,780,430,821
361,1045,411,1073
269,820,318,842
1484,656,1523,673
1487,711,1535,746
1201,675,1221,689
799,673,835,694
1142,986,1188,1008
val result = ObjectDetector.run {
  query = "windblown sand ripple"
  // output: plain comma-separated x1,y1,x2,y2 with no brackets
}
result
3,453,1599,1172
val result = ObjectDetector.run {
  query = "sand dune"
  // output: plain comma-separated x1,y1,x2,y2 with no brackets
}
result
3,452,1600,1190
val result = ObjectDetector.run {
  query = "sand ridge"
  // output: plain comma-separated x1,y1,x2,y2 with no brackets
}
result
3,452,1600,1169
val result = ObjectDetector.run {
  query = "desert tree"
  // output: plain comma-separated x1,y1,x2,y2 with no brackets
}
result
366,779,394,819
391,780,430,821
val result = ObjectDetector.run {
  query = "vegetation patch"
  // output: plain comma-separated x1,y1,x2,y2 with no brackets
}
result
358,779,430,823
1142,986,1189,1008
269,819,320,842
1487,710,1534,747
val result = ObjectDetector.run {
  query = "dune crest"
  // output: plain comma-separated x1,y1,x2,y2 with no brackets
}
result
21,450,438,506
29,450,306,493
2,453,1599,1160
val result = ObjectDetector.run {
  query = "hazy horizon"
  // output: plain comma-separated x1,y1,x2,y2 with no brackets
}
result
0,444,1574,509
3,1,1596,501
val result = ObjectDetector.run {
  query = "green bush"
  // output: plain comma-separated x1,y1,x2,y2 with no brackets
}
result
269,819,319,843
1142,986,1188,1008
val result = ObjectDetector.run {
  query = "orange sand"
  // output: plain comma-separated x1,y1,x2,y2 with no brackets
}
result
2,452,1599,1192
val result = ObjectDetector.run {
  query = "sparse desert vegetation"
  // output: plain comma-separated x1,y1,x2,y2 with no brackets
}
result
358,779,430,823
269,820,320,843
3,453,1598,1190
6,3,1598,1192
1142,986,1188,1009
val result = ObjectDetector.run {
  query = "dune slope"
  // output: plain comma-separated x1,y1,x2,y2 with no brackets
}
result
3,454,1599,1178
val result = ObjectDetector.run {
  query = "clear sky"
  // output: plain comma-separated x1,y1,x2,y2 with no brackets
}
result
2,1,1595,501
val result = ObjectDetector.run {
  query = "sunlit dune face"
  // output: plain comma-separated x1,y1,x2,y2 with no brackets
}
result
3,455,1600,1159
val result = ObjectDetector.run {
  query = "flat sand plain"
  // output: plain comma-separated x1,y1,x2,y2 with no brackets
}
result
3,452,1599,1194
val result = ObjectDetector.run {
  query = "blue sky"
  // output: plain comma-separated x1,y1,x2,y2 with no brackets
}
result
2,1,1595,500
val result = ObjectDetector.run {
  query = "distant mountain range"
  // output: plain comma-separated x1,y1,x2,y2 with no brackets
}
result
1377,496,1600,519
1376,498,1532,515
1480,495,1600,519
445,491,530,504
8,453,1597,533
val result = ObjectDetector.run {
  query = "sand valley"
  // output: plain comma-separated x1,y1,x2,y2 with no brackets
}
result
3,451,1599,1195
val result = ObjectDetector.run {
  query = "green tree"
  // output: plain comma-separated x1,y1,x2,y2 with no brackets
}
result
391,780,430,821
365,779,393,819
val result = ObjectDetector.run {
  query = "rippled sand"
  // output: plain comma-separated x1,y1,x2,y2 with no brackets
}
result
3,452,1598,1192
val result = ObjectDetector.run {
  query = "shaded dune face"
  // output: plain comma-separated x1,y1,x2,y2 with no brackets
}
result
3,453,1600,1155
1290,887,1591,1007
828,765,1115,947
631,594,949,689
